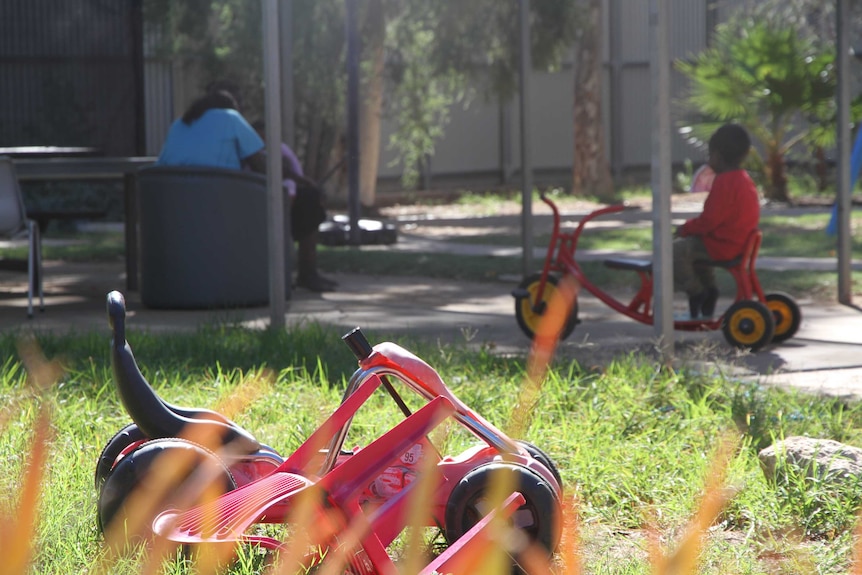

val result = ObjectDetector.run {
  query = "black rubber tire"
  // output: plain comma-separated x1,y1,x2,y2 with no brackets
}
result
97,438,237,538
765,292,801,343
444,462,562,560
514,273,578,341
94,423,147,492
721,300,775,351
515,440,563,495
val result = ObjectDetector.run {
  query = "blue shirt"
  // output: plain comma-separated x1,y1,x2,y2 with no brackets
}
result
156,108,264,170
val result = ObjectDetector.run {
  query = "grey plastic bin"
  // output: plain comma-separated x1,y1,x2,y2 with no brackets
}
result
137,165,291,309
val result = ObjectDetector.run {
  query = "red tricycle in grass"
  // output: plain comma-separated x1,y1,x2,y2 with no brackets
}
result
95,291,563,573
511,194,802,352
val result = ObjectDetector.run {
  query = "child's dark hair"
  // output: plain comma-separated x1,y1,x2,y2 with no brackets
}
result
709,123,751,166
181,90,238,125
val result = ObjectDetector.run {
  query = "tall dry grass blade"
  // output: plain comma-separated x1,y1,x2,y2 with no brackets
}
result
17,336,64,394
313,504,381,575
651,436,738,575
266,485,337,575
851,508,862,575
0,338,62,575
213,370,273,421
400,453,443,575
511,275,579,437
646,513,666,574
0,407,52,575
483,464,520,570
558,495,582,575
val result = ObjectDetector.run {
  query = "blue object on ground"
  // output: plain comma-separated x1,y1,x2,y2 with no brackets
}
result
826,128,862,236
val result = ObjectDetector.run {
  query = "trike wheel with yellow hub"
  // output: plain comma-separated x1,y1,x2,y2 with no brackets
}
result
764,292,801,343
721,300,775,351
513,273,579,341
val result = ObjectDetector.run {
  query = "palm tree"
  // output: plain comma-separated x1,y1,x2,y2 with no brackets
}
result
677,17,836,203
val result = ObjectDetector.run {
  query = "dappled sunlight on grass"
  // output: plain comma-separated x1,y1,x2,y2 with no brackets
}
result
5,323,862,572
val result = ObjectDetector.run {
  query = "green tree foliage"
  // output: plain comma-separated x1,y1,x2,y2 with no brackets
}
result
144,1,577,189
677,15,837,202
384,0,578,186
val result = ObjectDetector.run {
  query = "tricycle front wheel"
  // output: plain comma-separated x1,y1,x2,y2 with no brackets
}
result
513,274,579,341
722,300,775,351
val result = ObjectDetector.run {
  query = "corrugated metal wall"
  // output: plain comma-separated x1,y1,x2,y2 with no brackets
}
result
143,29,174,157
0,0,143,156
147,0,821,185
377,0,735,182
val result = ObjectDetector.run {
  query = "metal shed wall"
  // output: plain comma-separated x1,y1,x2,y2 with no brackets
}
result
0,0,144,156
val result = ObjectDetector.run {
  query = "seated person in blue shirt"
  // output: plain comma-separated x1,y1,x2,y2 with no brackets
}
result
157,90,335,292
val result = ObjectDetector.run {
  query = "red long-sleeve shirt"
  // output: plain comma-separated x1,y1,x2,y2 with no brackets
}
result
677,169,760,261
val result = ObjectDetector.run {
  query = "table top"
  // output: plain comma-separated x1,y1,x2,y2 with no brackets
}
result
0,146,101,158
13,156,157,180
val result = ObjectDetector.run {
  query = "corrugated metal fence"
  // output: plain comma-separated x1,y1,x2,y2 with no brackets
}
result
0,0,145,156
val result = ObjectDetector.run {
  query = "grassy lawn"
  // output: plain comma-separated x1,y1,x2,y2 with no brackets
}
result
1,207,858,303
444,212,862,258
1,194,862,572
2,325,862,573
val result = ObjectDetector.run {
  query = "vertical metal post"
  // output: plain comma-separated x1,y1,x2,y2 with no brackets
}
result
837,0,852,305
650,0,674,360
127,0,145,291
279,0,295,148
263,0,286,327
499,96,513,184
346,0,361,245
609,0,624,178
130,0,146,156
519,0,534,276
705,0,718,47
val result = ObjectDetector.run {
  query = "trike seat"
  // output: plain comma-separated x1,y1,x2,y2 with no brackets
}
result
695,253,745,269
603,258,653,273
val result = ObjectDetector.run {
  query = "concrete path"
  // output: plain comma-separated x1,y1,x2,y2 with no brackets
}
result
2,257,862,401
1,199,861,400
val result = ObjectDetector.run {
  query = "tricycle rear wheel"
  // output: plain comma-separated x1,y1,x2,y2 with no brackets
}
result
95,423,147,492
513,273,578,341
765,292,801,343
97,438,237,540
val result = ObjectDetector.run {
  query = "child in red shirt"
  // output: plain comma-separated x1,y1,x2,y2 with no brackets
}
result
674,124,760,318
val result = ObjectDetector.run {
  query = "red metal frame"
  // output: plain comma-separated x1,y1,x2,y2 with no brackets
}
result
99,293,563,573
531,194,768,332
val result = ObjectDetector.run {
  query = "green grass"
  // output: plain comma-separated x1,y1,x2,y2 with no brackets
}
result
3,325,862,573
0,198,856,304
0,232,125,262
440,212,862,257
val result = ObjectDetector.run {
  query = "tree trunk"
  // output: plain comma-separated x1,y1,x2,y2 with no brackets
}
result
765,149,789,203
814,147,828,192
358,0,387,211
572,0,614,200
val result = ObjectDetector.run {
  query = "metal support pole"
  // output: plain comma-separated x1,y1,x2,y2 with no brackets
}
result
279,0,295,148
499,96,514,184
609,0,624,178
650,0,674,360
837,0,852,305
263,0,286,327
130,0,146,156
519,0,534,276
346,0,361,245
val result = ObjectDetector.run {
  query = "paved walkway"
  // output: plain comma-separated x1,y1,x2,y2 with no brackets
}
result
1,200,862,400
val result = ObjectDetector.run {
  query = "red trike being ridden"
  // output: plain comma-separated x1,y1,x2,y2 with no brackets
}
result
511,194,801,352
